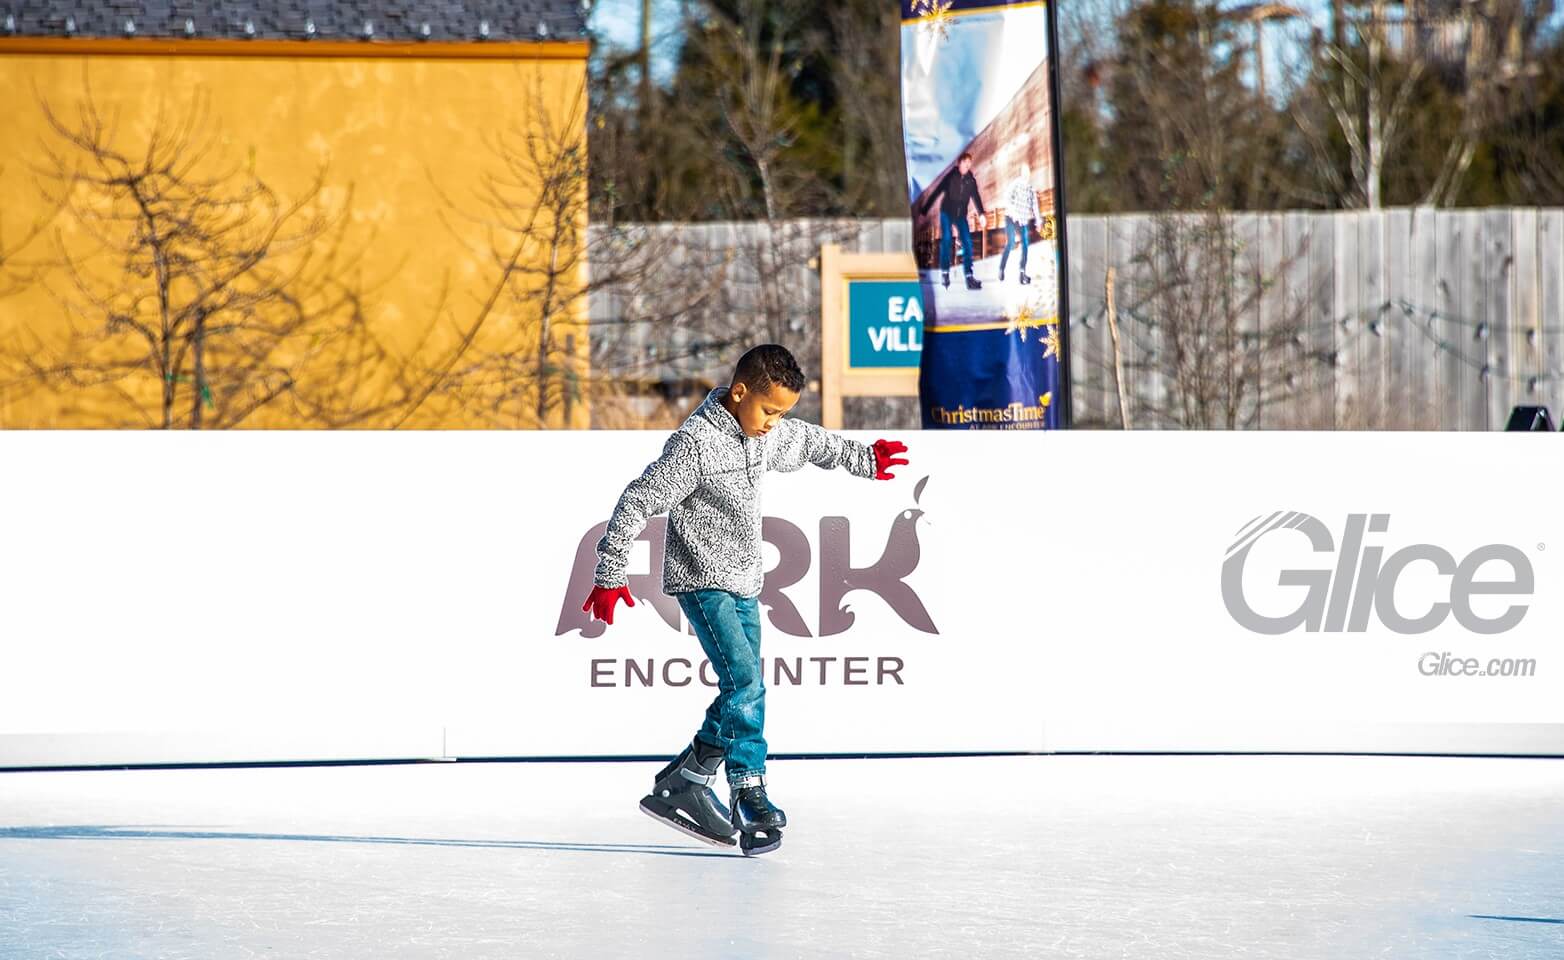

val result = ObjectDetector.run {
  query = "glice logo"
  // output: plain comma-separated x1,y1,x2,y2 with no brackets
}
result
557,475,939,638
1221,511,1535,635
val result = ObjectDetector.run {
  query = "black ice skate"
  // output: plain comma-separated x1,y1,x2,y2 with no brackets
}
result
639,740,738,848
965,273,982,290
941,270,951,289
729,772,786,857
1019,270,1031,285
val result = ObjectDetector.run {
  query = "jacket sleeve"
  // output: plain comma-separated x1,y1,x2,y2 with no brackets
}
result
593,432,702,589
916,168,951,217
765,417,876,479
972,174,986,216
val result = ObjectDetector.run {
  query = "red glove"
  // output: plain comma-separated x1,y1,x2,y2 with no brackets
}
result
872,438,909,480
582,585,635,625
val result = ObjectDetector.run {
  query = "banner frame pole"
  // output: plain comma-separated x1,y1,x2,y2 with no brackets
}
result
1045,0,1075,428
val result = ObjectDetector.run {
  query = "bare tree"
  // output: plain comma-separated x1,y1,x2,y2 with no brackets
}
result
1286,8,1430,209
0,164,62,300
587,2,880,424
1438,0,1558,206
1284,0,1550,208
823,1,906,216
1419,0,1517,206
1497,62,1564,204
1100,210,1315,429
7,78,402,429
706,0,826,220
399,72,734,429
1103,0,1293,211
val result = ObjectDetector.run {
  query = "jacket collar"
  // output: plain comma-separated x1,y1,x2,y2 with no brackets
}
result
697,386,746,439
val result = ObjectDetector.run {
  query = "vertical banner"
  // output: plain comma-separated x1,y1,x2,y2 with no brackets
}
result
900,0,1071,429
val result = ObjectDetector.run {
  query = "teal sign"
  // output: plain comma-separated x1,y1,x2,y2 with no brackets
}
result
848,280,924,368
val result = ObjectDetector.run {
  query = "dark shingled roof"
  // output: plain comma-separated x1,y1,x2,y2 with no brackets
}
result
1,0,589,42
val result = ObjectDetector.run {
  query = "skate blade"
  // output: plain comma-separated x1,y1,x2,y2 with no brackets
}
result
638,800,738,848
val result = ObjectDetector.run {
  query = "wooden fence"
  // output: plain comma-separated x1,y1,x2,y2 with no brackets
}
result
589,209,1564,430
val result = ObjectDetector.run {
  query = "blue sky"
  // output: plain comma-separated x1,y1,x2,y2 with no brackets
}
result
589,0,686,84
588,0,1345,98
589,0,1564,98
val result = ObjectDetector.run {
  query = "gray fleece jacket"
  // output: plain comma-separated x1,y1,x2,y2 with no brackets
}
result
594,386,877,598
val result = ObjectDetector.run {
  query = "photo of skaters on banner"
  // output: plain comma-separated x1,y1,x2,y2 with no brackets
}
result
904,6,1061,329
911,143,1059,328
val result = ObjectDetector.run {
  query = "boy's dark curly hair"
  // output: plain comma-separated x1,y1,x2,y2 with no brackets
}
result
731,343,806,396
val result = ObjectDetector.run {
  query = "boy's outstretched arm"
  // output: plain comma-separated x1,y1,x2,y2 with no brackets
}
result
583,432,701,623
766,418,909,481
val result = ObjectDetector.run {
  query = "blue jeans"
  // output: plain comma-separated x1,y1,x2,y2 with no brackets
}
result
675,589,767,785
1001,216,1029,273
939,210,975,275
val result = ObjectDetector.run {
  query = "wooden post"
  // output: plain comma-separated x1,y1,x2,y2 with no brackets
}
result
820,244,845,429
1106,266,1131,430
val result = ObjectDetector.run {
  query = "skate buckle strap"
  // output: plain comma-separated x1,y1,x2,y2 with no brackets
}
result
729,771,765,790
678,765,720,787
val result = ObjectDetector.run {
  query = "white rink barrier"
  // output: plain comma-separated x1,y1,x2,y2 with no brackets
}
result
2,430,1561,768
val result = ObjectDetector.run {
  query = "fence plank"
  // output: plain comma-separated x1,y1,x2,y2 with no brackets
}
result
591,211,1564,431
1066,215,1088,423
1332,213,1354,428
1256,213,1285,429
1277,213,1307,427
1131,214,1163,428
1511,208,1539,408
1320,215,1345,431
1463,211,1491,430
1482,209,1515,431
1436,212,1465,430
1383,208,1410,427
1234,214,1260,428
884,218,913,257
1412,210,1434,427
1540,211,1564,417
1078,216,1109,426
1361,211,1386,427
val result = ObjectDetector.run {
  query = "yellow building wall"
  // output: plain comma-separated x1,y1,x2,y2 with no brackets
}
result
0,42,590,429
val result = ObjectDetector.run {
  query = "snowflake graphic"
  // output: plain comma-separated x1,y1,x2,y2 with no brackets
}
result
1004,299,1054,342
913,0,954,41
1042,323,1062,362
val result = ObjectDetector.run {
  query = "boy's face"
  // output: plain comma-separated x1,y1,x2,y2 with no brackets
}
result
728,381,800,438
958,157,971,174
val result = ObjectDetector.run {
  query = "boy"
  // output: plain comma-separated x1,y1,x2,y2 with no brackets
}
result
580,344,909,855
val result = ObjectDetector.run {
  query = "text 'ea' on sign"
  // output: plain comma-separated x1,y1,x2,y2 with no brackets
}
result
849,280,924,368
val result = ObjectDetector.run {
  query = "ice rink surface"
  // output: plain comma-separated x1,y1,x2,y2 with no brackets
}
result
2,754,1561,959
